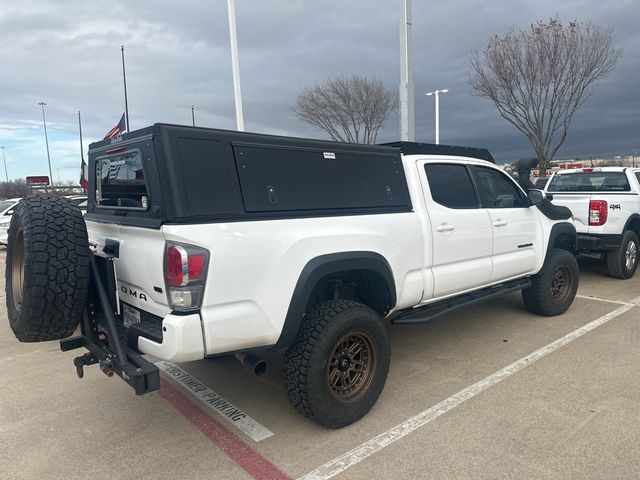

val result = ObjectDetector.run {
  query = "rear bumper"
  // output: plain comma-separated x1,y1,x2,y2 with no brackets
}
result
137,313,205,362
577,233,623,252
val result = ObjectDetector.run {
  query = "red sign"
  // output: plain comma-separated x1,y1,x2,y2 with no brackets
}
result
559,163,584,170
26,176,50,186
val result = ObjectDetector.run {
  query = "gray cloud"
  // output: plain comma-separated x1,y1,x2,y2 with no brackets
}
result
0,0,638,182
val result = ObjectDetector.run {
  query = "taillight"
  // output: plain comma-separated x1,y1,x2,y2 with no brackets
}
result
164,242,209,311
166,246,187,287
589,200,608,226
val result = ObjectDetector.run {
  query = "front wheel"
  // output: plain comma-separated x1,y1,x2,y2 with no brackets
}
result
283,300,390,428
522,248,579,316
606,231,639,279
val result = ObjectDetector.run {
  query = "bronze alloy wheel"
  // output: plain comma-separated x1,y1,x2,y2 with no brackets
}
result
327,330,378,402
522,248,578,317
550,265,570,302
284,300,391,427
11,227,25,309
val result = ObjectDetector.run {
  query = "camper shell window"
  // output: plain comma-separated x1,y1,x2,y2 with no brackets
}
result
96,150,149,210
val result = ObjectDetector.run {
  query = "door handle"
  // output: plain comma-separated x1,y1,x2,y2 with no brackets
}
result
493,219,507,227
435,223,455,232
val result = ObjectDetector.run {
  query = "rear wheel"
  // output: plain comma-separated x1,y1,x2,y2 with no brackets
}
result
6,196,90,342
283,300,390,428
606,231,639,279
522,248,579,316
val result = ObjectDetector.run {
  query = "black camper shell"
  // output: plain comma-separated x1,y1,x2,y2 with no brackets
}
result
86,123,492,228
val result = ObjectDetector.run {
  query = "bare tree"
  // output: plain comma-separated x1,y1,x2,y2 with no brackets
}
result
469,17,621,169
0,180,31,199
295,74,396,144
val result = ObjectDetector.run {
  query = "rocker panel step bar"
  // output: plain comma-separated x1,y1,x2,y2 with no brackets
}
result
393,278,532,325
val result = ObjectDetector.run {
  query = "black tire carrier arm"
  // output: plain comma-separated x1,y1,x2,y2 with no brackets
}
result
60,254,160,395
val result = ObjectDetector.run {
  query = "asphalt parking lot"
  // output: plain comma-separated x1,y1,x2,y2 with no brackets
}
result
1,253,639,480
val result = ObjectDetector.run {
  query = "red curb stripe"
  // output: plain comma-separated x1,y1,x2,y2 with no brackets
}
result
159,379,291,480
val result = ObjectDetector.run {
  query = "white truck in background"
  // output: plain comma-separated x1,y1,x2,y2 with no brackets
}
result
545,167,640,278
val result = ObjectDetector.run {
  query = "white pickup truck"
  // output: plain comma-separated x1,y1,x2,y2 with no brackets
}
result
5,124,578,428
545,167,640,278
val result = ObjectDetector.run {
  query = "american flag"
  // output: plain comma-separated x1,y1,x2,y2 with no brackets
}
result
104,113,126,140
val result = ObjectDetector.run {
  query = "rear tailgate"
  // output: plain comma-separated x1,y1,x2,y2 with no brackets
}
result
545,193,591,232
86,221,170,318
546,169,634,234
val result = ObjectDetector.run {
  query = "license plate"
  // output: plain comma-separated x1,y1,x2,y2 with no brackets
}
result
122,303,141,328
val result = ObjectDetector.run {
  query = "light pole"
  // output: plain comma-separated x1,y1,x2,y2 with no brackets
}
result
38,102,53,184
191,104,196,126
1,146,7,182
425,89,449,145
399,0,415,141
227,0,245,131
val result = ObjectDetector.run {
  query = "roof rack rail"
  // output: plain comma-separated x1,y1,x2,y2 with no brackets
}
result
382,141,495,164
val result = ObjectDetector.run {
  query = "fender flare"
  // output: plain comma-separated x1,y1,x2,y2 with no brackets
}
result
623,214,640,234
545,222,577,263
276,251,396,347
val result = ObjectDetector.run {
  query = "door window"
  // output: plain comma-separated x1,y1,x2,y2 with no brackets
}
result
424,164,478,209
472,166,527,208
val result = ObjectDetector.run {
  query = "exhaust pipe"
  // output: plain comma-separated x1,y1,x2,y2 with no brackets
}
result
234,352,267,376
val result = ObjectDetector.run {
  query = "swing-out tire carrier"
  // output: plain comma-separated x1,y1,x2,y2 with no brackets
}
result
60,254,160,396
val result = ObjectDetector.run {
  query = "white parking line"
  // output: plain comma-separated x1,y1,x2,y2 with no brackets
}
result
576,294,636,306
298,297,640,480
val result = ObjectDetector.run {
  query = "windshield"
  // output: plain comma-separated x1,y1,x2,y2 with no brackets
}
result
0,200,16,212
547,172,630,192
96,150,148,209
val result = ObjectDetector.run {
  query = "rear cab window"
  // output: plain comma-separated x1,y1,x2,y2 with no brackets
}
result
547,171,631,192
96,150,148,210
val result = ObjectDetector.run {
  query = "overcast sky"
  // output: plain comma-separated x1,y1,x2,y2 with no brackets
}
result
1,0,638,183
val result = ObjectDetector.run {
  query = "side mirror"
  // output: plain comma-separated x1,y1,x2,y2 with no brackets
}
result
527,189,545,206
5,209,14,216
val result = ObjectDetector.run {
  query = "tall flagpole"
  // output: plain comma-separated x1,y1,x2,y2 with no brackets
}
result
1,147,7,182
38,102,54,185
121,45,130,132
227,0,245,131
78,111,84,163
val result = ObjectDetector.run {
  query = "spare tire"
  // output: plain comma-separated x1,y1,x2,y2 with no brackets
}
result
5,196,90,342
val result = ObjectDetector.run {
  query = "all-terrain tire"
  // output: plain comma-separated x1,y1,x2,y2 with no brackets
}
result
606,231,639,279
522,248,579,316
5,196,90,342
283,300,390,428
